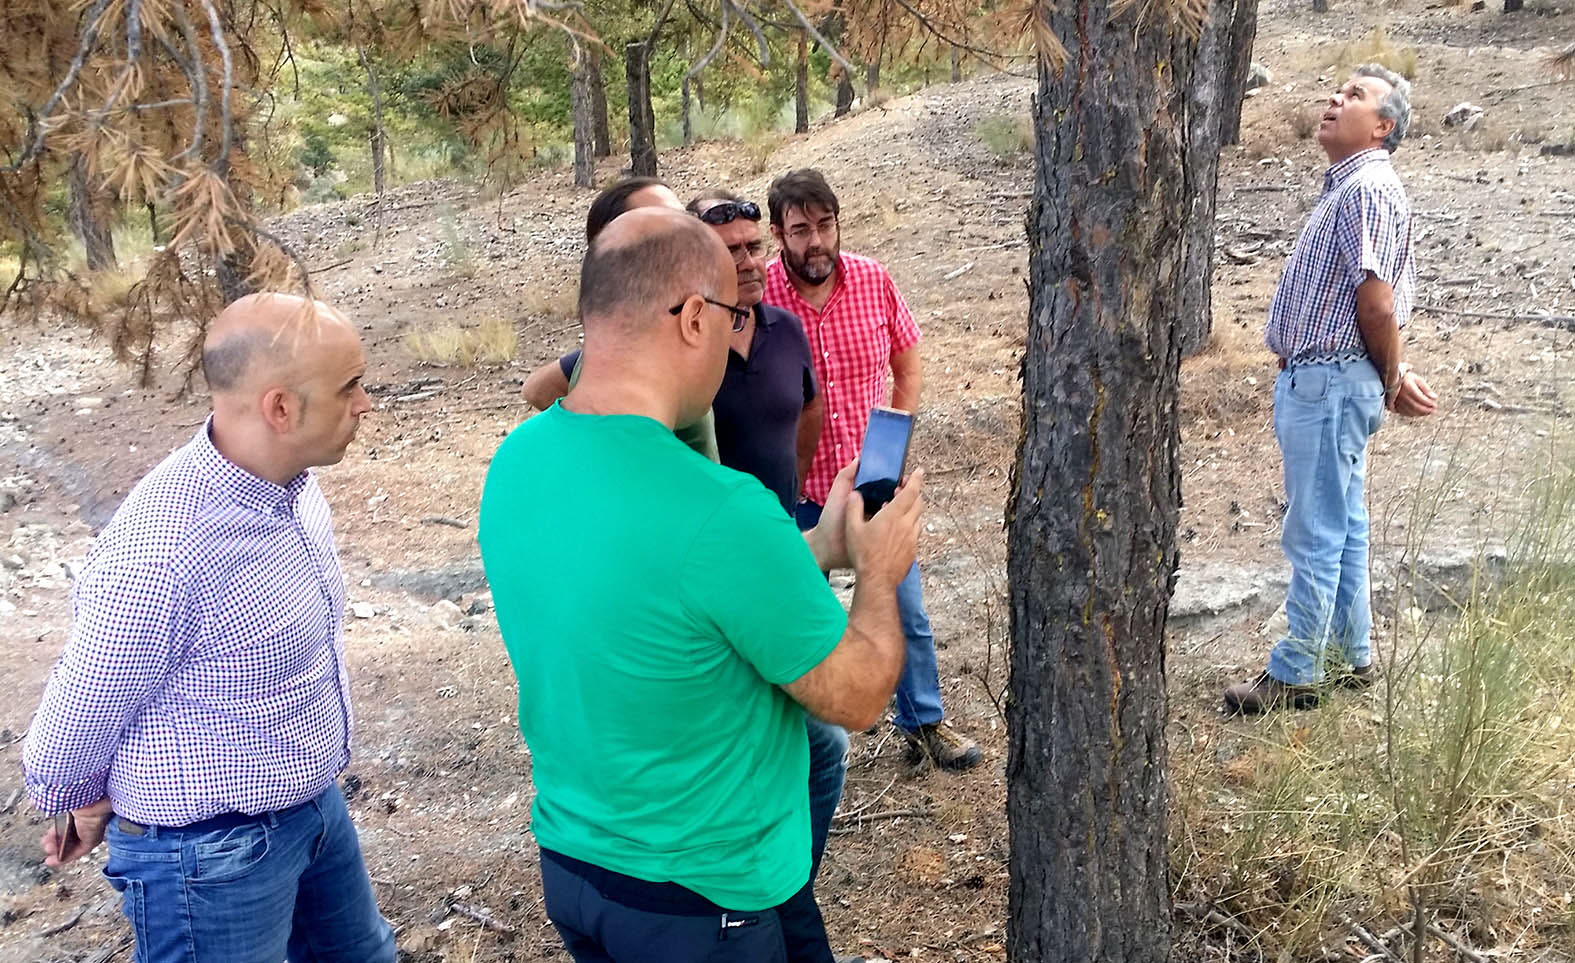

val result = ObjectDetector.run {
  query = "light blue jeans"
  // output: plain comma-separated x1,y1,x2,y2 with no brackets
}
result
1267,360,1386,685
794,501,946,732
101,783,395,963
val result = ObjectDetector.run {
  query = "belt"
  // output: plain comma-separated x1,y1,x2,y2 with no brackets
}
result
1278,349,1368,370
116,794,320,837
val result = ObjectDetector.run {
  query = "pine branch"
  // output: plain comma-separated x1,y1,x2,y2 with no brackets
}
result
1,0,116,174
772,0,860,80
196,0,236,170
727,0,772,66
685,1,733,84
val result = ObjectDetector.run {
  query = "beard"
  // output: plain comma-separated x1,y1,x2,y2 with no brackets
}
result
783,243,838,285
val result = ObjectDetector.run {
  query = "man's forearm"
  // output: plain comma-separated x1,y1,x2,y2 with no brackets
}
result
891,372,922,413
795,399,823,489
1358,313,1401,395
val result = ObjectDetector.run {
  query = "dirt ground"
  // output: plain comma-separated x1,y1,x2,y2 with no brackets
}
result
1,0,1572,960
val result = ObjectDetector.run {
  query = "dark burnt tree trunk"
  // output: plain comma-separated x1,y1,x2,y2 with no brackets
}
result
67,153,117,271
1179,0,1234,357
589,46,612,157
1219,0,1261,146
951,44,964,82
570,38,596,188
795,31,810,133
835,72,854,116
865,58,880,91
1007,0,1188,958
682,76,694,146
625,40,659,177
357,45,387,246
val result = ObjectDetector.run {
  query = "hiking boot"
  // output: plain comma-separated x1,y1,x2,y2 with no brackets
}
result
902,721,983,771
1222,672,1322,715
1338,663,1381,691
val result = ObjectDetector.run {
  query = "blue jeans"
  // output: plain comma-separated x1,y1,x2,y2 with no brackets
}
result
804,716,847,882
795,501,946,731
102,783,395,963
1268,361,1386,685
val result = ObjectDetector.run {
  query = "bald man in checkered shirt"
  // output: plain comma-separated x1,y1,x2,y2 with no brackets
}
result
22,294,394,963
1225,66,1441,715
763,169,983,774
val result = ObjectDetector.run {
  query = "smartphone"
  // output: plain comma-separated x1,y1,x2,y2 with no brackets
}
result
53,812,79,857
853,407,914,516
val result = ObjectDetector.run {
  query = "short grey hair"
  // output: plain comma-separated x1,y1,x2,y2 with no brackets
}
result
1355,63,1411,152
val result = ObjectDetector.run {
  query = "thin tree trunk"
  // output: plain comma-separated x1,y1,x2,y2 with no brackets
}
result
357,45,387,247
570,38,596,189
589,46,612,157
835,73,854,116
795,32,810,133
625,40,658,177
865,60,880,91
682,76,694,146
1008,0,1187,959
67,154,117,271
1219,0,1261,146
951,44,963,82
1179,0,1233,357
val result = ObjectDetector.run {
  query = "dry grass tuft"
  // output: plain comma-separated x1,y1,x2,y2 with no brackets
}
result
1281,102,1322,141
1336,26,1420,80
742,130,784,176
1172,441,1575,960
1180,319,1269,427
404,317,517,366
515,283,578,323
975,112,1035,158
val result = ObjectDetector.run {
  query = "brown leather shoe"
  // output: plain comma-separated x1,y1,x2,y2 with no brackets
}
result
902,721,984,770
1338,663,1381,690
1223,672,1322,715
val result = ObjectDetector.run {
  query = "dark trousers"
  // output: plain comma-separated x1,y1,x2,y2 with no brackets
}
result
541,849,833,963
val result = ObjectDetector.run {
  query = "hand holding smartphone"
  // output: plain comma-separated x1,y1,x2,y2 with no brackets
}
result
853,407,915,517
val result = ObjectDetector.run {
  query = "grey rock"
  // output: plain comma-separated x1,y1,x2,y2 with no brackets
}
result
1443,102,1485,131
430,599,465,629
1245,62,1272,91
372,558,487,601
1169,563,1289,627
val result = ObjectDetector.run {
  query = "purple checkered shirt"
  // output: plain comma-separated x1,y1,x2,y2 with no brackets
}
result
1265,148,1415,361
22,420,354,825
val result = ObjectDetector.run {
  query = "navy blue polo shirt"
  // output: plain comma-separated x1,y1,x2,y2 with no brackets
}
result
555,304,817,514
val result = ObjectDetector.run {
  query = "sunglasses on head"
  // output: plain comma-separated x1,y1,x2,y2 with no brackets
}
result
696,200,761,225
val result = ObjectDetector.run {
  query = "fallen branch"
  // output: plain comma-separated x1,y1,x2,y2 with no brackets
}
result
449,901,516,935
827,809,930,834
1341,915,1403,963
1175,901,1257,943
1415,303,1575,327
420,515,470,529
36,905,87,938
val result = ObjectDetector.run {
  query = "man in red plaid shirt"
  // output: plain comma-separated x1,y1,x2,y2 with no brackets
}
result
763,169,982,772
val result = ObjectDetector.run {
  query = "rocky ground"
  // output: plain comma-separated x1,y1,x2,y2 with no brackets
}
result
1,0,1573,960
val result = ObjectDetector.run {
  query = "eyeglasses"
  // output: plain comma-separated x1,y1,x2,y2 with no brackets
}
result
696,200,761,225
669,296,750,332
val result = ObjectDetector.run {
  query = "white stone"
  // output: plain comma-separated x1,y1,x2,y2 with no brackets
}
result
350,601,376,619
430,598,465,629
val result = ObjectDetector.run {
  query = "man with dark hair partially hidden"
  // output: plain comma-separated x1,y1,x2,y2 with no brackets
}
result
23,294,393,963
763,168,983,771
1225,66,1441,714
480,208,924,962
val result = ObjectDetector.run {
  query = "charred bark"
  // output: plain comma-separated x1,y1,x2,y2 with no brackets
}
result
1007,0,1188,958
625,40,658,177
1179,0,1234,357
1219,0,1261,146
67,154,117,271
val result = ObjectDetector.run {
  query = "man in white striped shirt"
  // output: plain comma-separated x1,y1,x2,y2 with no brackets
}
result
1225,65,1440,714
24,293,392,963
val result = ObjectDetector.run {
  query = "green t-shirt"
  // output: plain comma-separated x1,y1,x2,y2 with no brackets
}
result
478,404,846,910
566,354,719,461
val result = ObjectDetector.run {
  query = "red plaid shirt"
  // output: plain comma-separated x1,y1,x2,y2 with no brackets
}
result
763,252,921,505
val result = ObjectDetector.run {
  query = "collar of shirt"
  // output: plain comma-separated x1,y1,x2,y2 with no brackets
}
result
1323,147,1389,194
764,256,846,318
195,416,310,516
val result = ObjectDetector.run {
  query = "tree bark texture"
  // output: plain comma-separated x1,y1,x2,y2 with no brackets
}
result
589,46,612,157
865,60,880,91
570,39,597,189
67,154,117,271
835,73,854,116
1179,0,1234,357
682,77,694,146
625,41,659,177
1007,0,1187,960
1219,0,1261,146
796,32,811,133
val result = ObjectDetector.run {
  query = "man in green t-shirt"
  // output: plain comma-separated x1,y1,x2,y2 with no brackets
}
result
480,208,922,963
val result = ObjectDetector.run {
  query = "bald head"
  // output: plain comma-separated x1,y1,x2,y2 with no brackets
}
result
578,208,732,334
203,293,355,394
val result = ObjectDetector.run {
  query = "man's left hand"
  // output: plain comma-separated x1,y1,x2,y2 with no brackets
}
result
806,460,858,571
1391,368,1439,418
